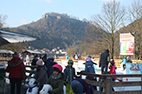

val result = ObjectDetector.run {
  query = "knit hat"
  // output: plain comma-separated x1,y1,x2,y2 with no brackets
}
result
13,52,19,58
52,64,63,73
68,59,73,64
83,57,97,65
85,57,92,62
36,59,43,66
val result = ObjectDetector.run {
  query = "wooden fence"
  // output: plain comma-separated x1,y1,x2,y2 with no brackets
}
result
25,65,142,94
78,72,142,94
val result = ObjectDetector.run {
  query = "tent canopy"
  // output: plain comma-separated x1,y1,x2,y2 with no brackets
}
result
0,49,14,54
0,29,39,46
22,50,42,54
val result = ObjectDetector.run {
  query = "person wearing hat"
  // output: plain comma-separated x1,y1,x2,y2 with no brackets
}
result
6,52,25,94
99,49,110,74
109,59,117,75
64,59,76,94
121,56,127,70
43,55,56,78
81,57,97,91
46,64,64,94
71,78,93,94
108,59,117,91
34,59,48,93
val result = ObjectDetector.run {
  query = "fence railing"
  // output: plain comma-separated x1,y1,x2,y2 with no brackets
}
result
77,72,142,94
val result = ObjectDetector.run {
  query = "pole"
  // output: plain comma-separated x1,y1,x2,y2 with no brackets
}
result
138,33,141,60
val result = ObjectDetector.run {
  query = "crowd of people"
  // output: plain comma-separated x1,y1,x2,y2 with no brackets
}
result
6,49,122,94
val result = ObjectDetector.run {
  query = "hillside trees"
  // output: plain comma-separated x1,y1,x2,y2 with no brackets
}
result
128,0,142,59
88,0,126,59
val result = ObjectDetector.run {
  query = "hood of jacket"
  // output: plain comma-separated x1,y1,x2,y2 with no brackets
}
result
8,57,23,67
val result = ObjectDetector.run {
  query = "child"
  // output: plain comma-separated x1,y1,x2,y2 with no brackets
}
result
109,59,117,76
46,64,64,94
108,59,117,91
82,57,97,91
64,60,76,94
34,59,48,93
121,56,127,70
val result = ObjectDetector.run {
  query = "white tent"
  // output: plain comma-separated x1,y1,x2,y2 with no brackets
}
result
0,49,14,54
0,29,39,46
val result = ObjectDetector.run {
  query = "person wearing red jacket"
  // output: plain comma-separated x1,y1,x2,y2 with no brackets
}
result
6,52,26,94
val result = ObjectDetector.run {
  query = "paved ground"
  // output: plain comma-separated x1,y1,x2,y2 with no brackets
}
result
0,83,27,94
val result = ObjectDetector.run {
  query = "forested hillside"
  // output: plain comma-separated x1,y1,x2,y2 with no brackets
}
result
12,12,89,49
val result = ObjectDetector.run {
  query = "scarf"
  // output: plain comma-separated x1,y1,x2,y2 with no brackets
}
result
28,85,37,92
51,73,61,79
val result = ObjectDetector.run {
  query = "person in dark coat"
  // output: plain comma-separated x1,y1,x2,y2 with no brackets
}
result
44,56,56,78
6,52,25,94
99,49,110,74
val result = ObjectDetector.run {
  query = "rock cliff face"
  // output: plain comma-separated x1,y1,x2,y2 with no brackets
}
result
12,12,90,49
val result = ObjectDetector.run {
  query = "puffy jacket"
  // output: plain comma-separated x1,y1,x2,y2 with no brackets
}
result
34,65,48,89
46,73,64,94
84,61,96,80
6,57,25,79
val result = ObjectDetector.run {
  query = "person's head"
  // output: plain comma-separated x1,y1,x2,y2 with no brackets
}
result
13,52,19,58
41,54,47,62
68,59,74,67
52,64,63,76
106,49,109,53
111,59,115,65
85,57,92,62
36,59,43,71
48,56,54,62
34,54,38,59
124,56,127,59
88,55,91,58
36,59,43,66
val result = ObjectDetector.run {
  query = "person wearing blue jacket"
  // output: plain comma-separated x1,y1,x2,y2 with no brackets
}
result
121,56,127,70
82,57,97,91
42,54,56,78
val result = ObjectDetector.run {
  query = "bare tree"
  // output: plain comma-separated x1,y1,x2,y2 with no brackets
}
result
128,0,142,59
0,14,7,28
90,0,126,59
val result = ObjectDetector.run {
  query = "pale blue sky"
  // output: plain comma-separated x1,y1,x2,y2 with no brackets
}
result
0,0,133,27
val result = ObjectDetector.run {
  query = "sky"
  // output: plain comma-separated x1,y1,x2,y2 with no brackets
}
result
0,0,134,27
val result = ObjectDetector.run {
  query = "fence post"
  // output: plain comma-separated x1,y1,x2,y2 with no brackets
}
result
141,77,142,94
99,78,102,94
104,77,111,94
